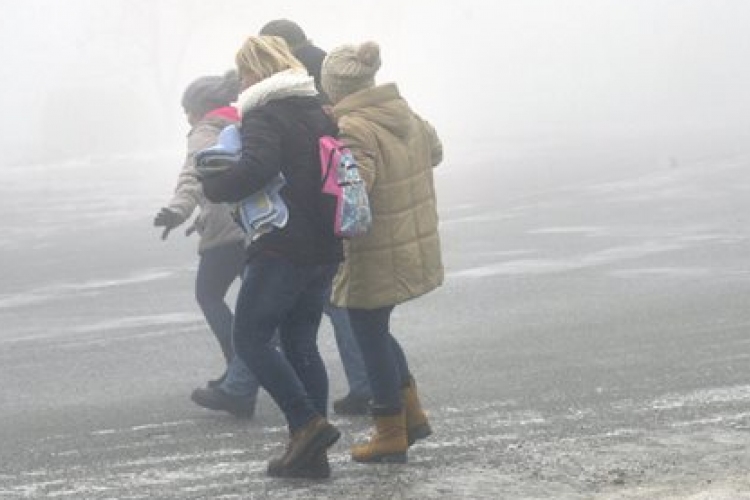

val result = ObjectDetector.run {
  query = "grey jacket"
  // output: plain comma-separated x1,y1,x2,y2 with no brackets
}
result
166,113,245,254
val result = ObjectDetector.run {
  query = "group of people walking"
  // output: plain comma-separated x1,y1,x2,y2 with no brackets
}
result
154,19,443,479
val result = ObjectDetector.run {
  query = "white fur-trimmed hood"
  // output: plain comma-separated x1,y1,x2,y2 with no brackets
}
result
237,69,318,115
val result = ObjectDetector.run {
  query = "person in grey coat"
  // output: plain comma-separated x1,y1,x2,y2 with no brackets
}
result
153,71,259,418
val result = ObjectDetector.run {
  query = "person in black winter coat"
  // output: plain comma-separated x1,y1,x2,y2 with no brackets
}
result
259,18,374,416
200,35,342,479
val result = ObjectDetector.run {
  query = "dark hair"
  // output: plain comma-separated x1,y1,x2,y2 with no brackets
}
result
259,19,308,50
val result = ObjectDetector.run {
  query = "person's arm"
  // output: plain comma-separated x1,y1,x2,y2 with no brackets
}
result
202,111,282,203
425,120,443,168
154,125,216,239
417,115,443,168
166,125,217,219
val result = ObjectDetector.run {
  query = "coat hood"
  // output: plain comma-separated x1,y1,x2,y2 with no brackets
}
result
332,83,413,140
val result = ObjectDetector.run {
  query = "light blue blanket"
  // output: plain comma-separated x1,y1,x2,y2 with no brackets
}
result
195,125,288,238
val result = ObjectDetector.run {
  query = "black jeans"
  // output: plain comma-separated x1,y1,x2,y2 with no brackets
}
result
348,305,410,413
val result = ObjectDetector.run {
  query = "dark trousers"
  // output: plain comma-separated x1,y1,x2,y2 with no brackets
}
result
324,301,372,399
348,305,411,413
232,252,336,431
195,241,245,362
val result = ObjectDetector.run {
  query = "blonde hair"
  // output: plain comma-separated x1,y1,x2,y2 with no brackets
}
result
235,35,304,82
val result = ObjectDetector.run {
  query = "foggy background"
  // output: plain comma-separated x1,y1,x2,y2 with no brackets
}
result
2,0,749,296
1,0,748,174
1,2,750,497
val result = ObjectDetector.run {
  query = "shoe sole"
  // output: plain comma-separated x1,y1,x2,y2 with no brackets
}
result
353,451,408,464
267,463,331,479
271,465,331,480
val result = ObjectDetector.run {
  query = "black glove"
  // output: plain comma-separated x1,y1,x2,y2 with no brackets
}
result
153,207,183,240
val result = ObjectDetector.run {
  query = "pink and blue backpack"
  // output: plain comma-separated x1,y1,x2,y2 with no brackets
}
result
319,136,372,238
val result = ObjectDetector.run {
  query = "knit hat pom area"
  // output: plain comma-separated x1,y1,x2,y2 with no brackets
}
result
357,41,381,70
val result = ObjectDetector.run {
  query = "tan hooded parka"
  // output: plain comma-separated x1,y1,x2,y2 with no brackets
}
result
330,83,444,309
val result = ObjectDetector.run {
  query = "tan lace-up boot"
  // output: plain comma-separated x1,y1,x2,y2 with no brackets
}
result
351,411,408,463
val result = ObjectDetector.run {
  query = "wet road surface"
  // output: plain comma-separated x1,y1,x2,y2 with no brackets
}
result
1,156,749,499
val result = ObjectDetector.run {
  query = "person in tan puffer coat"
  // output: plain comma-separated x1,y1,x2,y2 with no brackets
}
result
322,40,444,464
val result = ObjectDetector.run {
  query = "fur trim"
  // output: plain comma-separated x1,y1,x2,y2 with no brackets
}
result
237,69,317,115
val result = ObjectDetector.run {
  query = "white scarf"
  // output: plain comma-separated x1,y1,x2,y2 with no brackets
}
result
237,69,318,115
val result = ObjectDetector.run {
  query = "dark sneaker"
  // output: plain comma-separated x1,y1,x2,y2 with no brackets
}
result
206,371,227,389
267,450,331,479
190,387,255,419
269,417,339,473
333,393,371,416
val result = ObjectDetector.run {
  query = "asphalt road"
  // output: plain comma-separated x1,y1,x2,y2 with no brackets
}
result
1,155,749,499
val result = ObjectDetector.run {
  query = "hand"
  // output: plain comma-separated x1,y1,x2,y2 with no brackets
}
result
153,207,183,240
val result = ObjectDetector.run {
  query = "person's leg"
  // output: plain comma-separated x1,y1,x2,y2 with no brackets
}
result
347,306,402,411
190,242,264,417
220,355,260,398
232,253,319,430
195,241,245,363
190,359,256,417
234,254,340,474
279,264,336,418
386,333,411,389
220,329,282,398
348,305,410,463
382,330,431,445
326,303,372,401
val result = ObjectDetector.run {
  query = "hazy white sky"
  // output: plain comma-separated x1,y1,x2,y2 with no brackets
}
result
0,0,748,164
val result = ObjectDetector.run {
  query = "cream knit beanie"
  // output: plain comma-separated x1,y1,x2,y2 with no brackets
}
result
321,41,381,104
